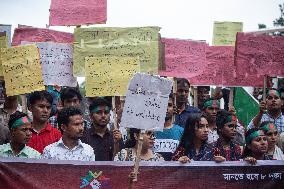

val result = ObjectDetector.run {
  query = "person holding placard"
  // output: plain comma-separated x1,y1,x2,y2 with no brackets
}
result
42,107,95,161
260,121,284,160
0,111,40,158
154,93,184,160
27,91,62,153
114,128,164,161
81,97,123,161
172,113,211,162
248,89,284,134
174,78,200,128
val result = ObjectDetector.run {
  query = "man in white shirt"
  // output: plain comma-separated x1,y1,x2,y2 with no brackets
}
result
42,107,95,161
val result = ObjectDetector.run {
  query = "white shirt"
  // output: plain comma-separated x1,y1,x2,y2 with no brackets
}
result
42,138,96,161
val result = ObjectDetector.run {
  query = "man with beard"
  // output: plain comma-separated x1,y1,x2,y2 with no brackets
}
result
154,93,184,160
81,97,123,161
42,107,95,161
202,98,220,143
27,91,61,153
174,78,200,128
248,89,284,134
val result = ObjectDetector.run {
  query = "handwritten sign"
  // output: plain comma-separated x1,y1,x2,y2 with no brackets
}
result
213,21,243,46
49,0,107,26
190,46,263,87
73,27,160,76
120,73,173,131
12,27,73,46
0,44,45,96
158,38,207,78
85,56,140,97
153,139,180,153
0,24,11,47
21,41,77,87
235,32,284,77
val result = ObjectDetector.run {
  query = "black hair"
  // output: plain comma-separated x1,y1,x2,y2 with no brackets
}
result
60,87,82,103
178,113,208,154
8,111,28,130
243,128,262,158
124,128,140,148
169,93,174,101
176,78,190,87
216,110,233,135
57,107,82,132
89,97,111,113
29,91,53,106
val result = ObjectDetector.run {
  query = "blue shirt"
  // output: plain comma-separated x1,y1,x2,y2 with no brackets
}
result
154,124,184,160
174,105,201,128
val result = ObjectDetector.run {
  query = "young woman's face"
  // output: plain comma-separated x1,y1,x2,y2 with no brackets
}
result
142,130,155,149
265,126,278,147
221,121,237,140
195,117,209,141
250,130,268,155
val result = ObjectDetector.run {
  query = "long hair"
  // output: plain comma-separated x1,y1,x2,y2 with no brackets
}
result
178,113,208,154
124,128,140,148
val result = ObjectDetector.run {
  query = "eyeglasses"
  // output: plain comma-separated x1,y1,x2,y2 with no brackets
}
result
145,131,155,139
266,131,278,136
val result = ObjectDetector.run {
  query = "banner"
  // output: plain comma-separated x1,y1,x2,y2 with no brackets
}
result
0,44,45,96
73,27,160,76
235,32,284,77
12,27,73,46
120,73,173,131
213,21,243,46
159,38,207,78
0,158,283,189
85,56,140,97
49,0,107,26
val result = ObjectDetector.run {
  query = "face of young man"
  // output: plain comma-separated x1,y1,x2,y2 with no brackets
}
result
205,106,219,120
176,83,189,105
12,123,32,145
266,90,282,111
90,105,110,128
61,114,84,140
30,99,52,124
63,96,81,108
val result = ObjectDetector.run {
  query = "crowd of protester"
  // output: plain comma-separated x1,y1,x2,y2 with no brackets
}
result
0,78,283,166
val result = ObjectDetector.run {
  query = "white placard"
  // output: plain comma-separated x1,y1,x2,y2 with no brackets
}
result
121,73,173,131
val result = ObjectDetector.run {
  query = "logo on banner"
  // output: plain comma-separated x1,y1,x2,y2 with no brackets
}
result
80,170,112,189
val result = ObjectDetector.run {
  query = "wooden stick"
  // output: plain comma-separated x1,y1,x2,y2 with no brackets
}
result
20,95,27,114
132,130,145,182
112,96,118,130
229,87,234,109
263,75,267,101
193,87,198,108
173,78,177,123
